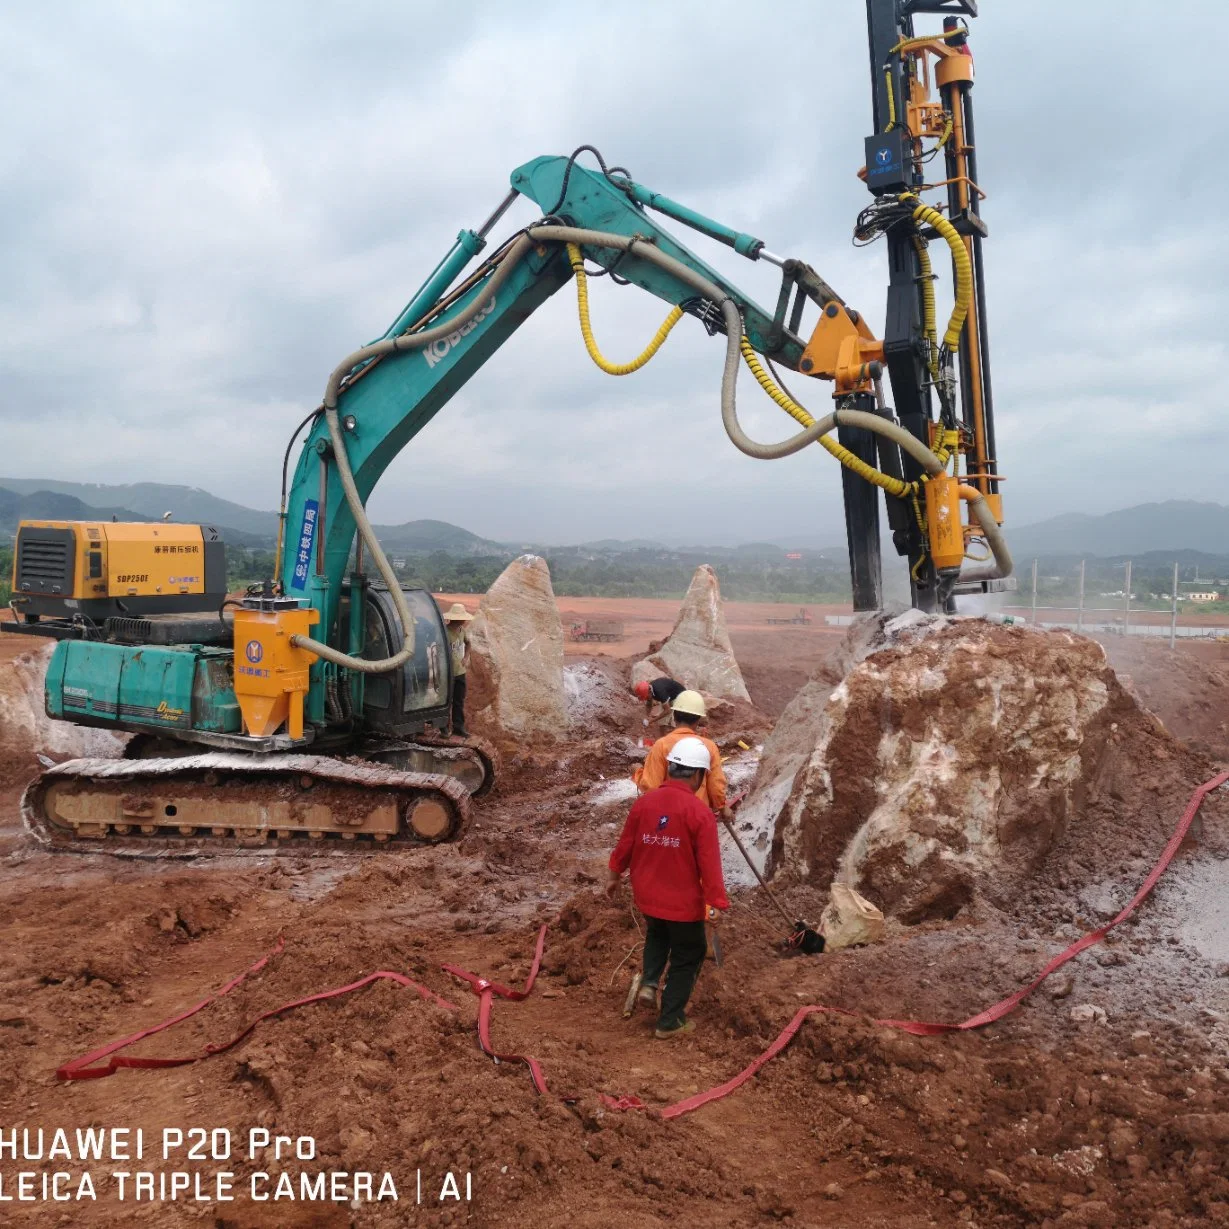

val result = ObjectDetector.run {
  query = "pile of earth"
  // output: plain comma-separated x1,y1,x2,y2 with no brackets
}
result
732,613,1223,921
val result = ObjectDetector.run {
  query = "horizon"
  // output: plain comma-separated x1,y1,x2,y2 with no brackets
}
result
3,475,1229,558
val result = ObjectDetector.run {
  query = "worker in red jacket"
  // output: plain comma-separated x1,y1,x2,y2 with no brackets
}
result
607,736,729,1039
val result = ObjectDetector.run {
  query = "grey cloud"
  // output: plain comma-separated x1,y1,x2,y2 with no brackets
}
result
0,1,1223,549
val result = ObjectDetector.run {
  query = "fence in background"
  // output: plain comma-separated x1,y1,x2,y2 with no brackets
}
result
822,560,1228,648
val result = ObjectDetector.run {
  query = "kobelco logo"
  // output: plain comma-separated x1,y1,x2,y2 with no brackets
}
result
422,297,497,368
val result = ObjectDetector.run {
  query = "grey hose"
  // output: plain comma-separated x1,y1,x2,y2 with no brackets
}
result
298,222,1011,674
831,408,942,476
958,491,1013,582
293,237,537,671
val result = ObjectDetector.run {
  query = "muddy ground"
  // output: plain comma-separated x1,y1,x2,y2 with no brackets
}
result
1,624,1228,1227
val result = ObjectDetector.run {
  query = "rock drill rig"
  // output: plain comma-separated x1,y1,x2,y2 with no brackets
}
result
6,0,1008,853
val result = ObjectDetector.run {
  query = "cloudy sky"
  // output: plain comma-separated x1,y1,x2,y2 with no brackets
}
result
1,1,1224,547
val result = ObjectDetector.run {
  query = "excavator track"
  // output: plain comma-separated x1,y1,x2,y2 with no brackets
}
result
373,733,499,800
22,753,471,858
123,732,499,799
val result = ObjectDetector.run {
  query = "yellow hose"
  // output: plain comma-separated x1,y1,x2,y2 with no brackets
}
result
901,196,972,350
738,338,917,499
911,236,938,376
566,243,683,375
883,68,897,131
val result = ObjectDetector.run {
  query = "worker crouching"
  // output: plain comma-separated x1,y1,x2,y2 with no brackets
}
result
633,675,685,731
608,737,729,1039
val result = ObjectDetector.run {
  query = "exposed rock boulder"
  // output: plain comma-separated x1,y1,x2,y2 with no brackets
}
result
0,643,124,787
632,565,750,703
465,555,566,741
732,614,1132,922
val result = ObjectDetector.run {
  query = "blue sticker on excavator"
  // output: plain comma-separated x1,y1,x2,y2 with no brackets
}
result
290,498,319,591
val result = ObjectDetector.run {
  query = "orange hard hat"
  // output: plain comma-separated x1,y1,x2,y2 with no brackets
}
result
633,680,651,702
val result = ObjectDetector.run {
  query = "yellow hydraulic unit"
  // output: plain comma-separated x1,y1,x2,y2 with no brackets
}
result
10,520,227,621
231,601,321,739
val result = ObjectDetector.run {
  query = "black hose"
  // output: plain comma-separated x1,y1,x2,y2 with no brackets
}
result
276,408,323,590
545,145,632,216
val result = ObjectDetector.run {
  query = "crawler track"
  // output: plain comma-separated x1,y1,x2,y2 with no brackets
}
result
22,753,471,858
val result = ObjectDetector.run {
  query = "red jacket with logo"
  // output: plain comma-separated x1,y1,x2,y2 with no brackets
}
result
609,779,730,923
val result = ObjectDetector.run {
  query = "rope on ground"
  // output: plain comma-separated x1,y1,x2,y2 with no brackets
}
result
608,902,645,987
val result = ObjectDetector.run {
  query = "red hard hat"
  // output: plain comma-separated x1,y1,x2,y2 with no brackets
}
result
633,680,651,702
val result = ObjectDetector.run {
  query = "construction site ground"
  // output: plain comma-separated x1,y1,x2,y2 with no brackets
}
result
1,618,1229,1227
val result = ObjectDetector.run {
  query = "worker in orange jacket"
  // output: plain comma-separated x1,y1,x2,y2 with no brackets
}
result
637,690,731,821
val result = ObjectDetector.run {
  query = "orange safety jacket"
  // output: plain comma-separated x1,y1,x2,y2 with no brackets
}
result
636,724,727,811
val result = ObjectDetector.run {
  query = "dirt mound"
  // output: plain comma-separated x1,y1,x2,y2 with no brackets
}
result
563,658,633,732
467,555,567,744
632,565,750,703
736,614,1202,924
0,643,123,787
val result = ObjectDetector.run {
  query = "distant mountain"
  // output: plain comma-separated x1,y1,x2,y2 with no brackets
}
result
0,478,279,536
0,480,504,555
0,486,270,548
8,479,1225,564
0,487,144,526
370,518,506,556
1008,500,1229,559
572,538,668,552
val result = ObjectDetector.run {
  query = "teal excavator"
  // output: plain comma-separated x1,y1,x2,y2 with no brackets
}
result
7,0,1009,853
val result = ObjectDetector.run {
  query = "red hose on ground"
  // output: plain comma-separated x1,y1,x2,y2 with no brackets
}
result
55,771,1227,1122
605,767,1229,1119
56,943,457,1081
442,924,555,1096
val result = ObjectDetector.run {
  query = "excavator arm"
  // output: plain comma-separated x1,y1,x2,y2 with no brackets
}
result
283,154,809,612
271,138,1010,732
279,152,829,724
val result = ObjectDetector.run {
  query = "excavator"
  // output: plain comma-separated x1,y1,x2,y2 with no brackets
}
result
6,0,1008,853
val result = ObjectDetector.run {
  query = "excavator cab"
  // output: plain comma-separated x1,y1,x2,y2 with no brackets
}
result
337,581,453,734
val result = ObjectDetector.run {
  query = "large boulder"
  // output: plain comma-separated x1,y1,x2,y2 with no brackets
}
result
0,643,124,787
633,565,750,703
465,555,567,741
731,614,1130,922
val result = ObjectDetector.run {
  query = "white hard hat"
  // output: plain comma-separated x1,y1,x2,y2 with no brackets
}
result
666,736,711,771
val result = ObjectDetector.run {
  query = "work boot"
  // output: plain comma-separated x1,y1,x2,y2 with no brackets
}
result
636,982,658,1009
654,1020,696,1041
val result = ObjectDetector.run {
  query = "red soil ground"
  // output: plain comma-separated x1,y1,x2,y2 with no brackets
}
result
1,610,1228,1226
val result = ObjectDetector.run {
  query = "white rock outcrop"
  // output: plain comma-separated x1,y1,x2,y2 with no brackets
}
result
0,644,124,785
633,565,749,703
732,615,1127,922
465,555,567,741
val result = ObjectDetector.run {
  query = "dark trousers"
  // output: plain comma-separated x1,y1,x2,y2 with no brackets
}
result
642,915,707,1030
451,674,468,735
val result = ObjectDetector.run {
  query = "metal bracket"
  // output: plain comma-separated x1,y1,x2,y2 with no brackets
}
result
902,0,977,15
